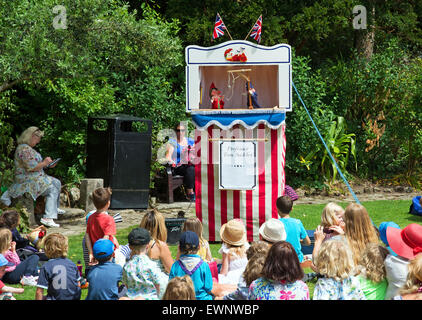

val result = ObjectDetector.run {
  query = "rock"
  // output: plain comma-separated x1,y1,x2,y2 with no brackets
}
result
69,187,80,207
384,188,392,193
373,187,382,193
405,187,414,193
363,187,372,194
79,178,104,212
394,186,405,193
60,192,68,207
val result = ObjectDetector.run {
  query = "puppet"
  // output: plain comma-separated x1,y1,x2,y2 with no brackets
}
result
246,82,261,108
210,82,225,109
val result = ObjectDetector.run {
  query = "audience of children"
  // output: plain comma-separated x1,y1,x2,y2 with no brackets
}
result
248,241,309,300
35,233,82,300
162,275,196,300
2,185,422,301
121,227,167,300
169,231,214,300
218,219,250,285
85,239,123,300
276,196,311,263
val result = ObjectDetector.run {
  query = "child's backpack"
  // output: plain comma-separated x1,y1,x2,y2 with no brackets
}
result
409,196,422,216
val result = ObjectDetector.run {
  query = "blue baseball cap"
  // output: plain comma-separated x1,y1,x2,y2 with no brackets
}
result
93,239,115,260
179,231,199,249
379,221,400,246
0,254,14,267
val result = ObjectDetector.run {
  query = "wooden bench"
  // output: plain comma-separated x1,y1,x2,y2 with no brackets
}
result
165,164,184,204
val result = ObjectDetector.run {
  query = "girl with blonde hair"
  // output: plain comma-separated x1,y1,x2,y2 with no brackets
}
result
394,254,422,300
313,239,366,300
355,243,389,300
342,203,380,265
162,275,196,300
320,202,345,238
0,228,40,286
177,217,212,262
139,209,174,274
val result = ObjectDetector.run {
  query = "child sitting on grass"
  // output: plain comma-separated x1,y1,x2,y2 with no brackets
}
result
313,239,366,300
355,243,389,300
0,253,24,300
162,275,196,300
35,233,81,300
86,239,123,300
277,196,311,263
169,231,214,300
121,228,168,300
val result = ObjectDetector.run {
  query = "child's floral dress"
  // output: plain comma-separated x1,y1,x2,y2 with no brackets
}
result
248,277,310,300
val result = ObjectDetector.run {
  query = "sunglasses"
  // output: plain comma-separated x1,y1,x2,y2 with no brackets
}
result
176,129,186,132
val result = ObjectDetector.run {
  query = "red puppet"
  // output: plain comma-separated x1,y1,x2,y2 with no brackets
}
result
209,82,224,109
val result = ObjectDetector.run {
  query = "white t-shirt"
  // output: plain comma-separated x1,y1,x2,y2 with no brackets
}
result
384,254,409,300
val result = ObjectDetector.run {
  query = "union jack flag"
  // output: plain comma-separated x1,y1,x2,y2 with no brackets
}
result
212,13,226,40
250,15,262,43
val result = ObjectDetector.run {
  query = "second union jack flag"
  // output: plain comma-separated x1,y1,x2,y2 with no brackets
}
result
250,15,262,43
212,13,226,40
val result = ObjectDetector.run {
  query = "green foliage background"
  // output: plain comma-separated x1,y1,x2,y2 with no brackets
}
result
0,0,421,195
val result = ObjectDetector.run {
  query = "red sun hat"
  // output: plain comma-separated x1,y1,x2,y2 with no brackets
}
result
386,223,422,259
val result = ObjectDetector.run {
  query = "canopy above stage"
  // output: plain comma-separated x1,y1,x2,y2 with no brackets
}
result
191,109,286,131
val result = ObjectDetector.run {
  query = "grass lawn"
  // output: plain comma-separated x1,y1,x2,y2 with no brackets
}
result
11,198,421,300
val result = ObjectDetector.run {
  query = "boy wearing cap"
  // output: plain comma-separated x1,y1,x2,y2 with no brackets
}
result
169,231,214,300
0,254,24,300
121,228,168,300
86,239,123,300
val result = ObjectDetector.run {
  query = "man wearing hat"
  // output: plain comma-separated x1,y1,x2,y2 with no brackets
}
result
0,254,24,300
85,239,123,300
169,231,214,300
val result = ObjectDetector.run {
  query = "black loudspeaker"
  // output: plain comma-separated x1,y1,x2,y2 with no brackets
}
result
86,114,152,209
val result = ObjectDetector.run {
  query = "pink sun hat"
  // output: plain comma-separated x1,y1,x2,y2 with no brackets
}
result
386,223,422,260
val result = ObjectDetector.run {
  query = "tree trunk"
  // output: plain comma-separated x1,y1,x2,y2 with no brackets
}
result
354,3,375,61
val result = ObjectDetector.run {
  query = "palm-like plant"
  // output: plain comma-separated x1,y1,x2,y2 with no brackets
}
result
300,112,357,184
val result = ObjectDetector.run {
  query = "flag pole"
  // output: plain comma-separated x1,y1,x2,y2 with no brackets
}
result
244,15,261,40
218,13,233,40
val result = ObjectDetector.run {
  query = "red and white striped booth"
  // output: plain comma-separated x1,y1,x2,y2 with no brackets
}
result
186,40,292,242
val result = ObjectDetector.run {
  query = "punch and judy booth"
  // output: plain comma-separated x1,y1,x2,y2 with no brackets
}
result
186,40,292,242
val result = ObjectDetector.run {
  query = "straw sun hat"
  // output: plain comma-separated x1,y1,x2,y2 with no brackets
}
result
259,218,286,243
220,219,247,246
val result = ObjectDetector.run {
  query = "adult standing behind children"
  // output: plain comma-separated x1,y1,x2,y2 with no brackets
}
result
276,196,310,263
86,239,123,300
85,187,119,266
